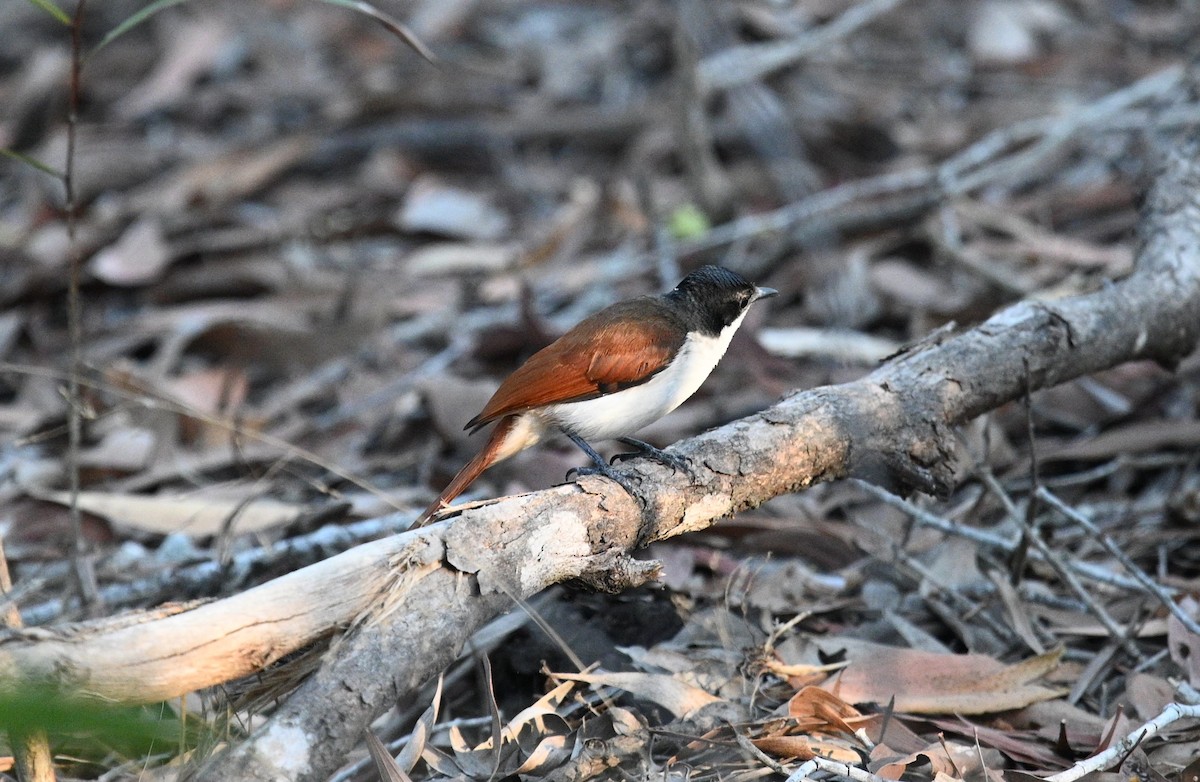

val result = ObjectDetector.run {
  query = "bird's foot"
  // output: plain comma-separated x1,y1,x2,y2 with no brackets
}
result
567,461,642,499
611,437,695,478
565,432,644,504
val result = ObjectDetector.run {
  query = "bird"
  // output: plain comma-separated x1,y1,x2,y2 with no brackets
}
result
413,265,777,526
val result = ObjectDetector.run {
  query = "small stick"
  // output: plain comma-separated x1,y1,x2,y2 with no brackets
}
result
699,0,910,92
1037,486,1200,637
63,0,99,616
1044,701,1200,782
977,472,1143,661
782,753,893,782
852,479,1146,592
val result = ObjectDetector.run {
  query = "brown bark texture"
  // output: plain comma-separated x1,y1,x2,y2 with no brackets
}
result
0,139,1197,780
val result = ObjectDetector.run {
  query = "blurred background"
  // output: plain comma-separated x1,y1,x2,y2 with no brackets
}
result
2,0,1199,778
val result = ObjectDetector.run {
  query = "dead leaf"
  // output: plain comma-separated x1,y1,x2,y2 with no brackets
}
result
447,724,498,779
552,671,722,718
872,738,986,779
750,734,816,760
862,713,930,755
164,366,251,447
926,715,1069,769
1041,419,1200,462
1124,673,1174,724
607,706,645,736
756,327,899,363
397,177,510,240
422,375,497,447
166,367,249,415
0,311,25,361
1168,597,1200,688
90,218,171,286
1048,616,1167,638
870,259,969,312
365,730,412,782
513,735,571,774
490,679,576,746
78,427,157,472
826,644,1065,714
116,18,232,118
31,490,305,537
1006,698,1108,747
763,658,848,690
983,560,1044,653
141,136,315,212
519,177,599,267
397,675,442,773
968,0,1067,64
406,242,518,276
2,497,115,554
432,678,577,777
751,732,861,763
787,686,873,734
418,744,461,778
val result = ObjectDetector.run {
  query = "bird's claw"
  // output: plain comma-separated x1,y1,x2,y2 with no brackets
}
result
567,462,642,499
611,437,695,478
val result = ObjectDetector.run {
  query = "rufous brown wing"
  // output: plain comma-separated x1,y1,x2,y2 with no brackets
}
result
465,300,686,432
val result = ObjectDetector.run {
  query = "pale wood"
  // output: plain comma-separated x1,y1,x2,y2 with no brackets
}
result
0,535,439,703
199,137,1200,781
0,141,1195,782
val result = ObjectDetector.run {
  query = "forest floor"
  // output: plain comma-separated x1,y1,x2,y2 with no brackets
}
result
2,0,1200,779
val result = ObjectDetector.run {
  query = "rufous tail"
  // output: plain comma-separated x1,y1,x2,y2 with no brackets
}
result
412,416,518,527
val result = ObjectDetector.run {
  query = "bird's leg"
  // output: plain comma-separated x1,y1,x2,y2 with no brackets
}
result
612,437,695,477
564,432,642,501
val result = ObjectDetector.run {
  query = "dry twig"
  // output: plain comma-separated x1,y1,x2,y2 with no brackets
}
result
698,0,909,93
1036,486,1200,636
1044,699,1200,782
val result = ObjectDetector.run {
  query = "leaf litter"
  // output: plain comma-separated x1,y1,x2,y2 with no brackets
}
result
3,0,1200,779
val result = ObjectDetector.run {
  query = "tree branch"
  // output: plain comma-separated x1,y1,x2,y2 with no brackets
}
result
204,134,1200,780
0,138,1197,782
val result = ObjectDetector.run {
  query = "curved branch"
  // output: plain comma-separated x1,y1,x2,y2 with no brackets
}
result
0,142,1197,781
203,138,1200,780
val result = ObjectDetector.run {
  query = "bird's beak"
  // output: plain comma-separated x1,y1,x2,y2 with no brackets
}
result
752,286,778,301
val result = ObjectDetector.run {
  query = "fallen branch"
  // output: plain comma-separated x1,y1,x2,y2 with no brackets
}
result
0,130,1197,782
199,131,1200,780
1044,699,1200,782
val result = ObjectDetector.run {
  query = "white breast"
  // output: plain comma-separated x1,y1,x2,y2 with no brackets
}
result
539,309,748,442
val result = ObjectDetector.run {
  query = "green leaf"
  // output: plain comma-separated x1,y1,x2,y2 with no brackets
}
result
89,0,191,57
313,0,437,64
668,204,711,240
0,685,201,763
0,147,64,179
24,0,71,25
